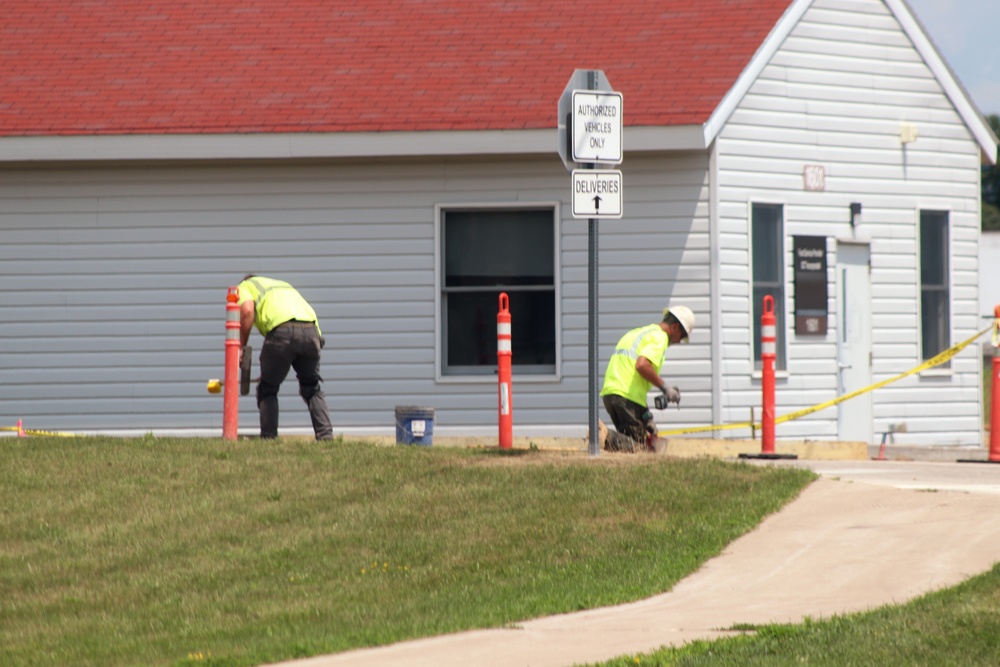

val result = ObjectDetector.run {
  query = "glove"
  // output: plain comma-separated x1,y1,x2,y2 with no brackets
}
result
654,385,681,410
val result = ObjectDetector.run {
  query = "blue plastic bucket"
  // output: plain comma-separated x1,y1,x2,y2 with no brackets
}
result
395,406,435,446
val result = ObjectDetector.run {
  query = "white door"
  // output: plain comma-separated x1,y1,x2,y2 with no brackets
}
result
837,242,873,443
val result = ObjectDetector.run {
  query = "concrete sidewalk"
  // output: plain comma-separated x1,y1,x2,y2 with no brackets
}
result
267,457,1000,667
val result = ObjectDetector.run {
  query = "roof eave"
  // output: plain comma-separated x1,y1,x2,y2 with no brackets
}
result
0,125,709,164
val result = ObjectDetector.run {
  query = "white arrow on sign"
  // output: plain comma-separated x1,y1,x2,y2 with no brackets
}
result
572,170,623,219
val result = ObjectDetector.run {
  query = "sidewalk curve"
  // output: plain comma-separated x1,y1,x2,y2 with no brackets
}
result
267,461,1000,667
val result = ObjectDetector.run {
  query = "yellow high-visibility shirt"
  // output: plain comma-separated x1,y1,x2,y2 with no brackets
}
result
600,324,668,405
237,276,321,336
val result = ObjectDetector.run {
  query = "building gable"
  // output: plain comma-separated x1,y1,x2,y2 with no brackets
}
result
705,0,997,164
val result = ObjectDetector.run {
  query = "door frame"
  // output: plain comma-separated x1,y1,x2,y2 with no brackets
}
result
836,240,873,444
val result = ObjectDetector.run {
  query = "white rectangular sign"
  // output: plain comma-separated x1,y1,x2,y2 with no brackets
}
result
803,164,825,191
572,170,623,219
572,90,623,164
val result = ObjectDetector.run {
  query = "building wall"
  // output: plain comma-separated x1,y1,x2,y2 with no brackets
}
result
0,153,713,435
714,0,984,445
596,151,714,434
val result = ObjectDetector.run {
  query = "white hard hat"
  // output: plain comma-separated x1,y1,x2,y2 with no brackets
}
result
663,306,695,343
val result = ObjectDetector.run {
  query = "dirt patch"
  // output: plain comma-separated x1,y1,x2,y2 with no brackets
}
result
461,447,668,468
345,434,669,467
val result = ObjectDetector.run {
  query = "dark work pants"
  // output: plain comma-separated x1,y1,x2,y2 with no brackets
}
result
602,393,656,453
257,321,333,440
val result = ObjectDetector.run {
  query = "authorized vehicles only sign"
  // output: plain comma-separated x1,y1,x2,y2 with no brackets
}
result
571,91,623,164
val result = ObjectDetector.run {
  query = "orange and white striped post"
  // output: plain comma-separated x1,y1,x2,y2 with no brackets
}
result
989,305,1000,462
497,293,513,449
761,295,777,455
222,286,241,441
740,295,795,460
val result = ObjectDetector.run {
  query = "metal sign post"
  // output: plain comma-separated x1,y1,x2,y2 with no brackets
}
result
558,69,623,456
587,209,599,456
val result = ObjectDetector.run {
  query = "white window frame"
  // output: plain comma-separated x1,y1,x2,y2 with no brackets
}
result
748,200,788,374
434,202,562,383
917,208,953,375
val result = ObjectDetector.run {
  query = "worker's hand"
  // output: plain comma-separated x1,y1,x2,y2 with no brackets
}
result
653,387,679,410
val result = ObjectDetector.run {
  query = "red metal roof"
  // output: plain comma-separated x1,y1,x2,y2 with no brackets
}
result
0,0,793,137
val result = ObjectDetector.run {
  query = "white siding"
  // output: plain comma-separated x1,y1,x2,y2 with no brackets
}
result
0,154,712,435
596,152,714,433
715,0,984,445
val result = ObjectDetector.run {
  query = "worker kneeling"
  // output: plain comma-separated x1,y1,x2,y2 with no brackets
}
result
598,306,694,453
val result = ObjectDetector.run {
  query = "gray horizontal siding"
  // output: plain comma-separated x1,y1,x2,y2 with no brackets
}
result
0,153,712,435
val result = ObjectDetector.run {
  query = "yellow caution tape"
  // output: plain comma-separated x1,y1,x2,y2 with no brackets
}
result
658,325,991,437
0,425,77,438
658,419,759,437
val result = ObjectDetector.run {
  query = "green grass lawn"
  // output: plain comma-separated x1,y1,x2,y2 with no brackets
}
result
593,561,1000,667
0,436,813,667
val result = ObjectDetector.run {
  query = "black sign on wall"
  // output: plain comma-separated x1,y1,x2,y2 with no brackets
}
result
793,235,828,335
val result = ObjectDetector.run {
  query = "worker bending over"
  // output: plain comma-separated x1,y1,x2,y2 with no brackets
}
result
237,274,334,441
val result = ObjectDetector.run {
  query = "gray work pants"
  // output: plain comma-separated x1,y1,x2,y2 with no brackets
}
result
602,393,655,453
257,321,333,440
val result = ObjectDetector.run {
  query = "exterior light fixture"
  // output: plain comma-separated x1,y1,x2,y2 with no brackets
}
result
850,202,862,229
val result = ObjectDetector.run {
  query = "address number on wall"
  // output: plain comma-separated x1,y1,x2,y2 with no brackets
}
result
803,164,826,192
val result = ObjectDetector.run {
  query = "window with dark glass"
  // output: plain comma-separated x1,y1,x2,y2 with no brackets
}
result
920,210,950,364
752,203,787,370
441,208,556,375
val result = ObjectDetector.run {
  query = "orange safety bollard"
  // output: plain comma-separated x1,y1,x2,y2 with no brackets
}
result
990,306,1000,462
222,287,241,441
961,305,1000,465
497,293,513,449
761,295,776,454
740,295,796,460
